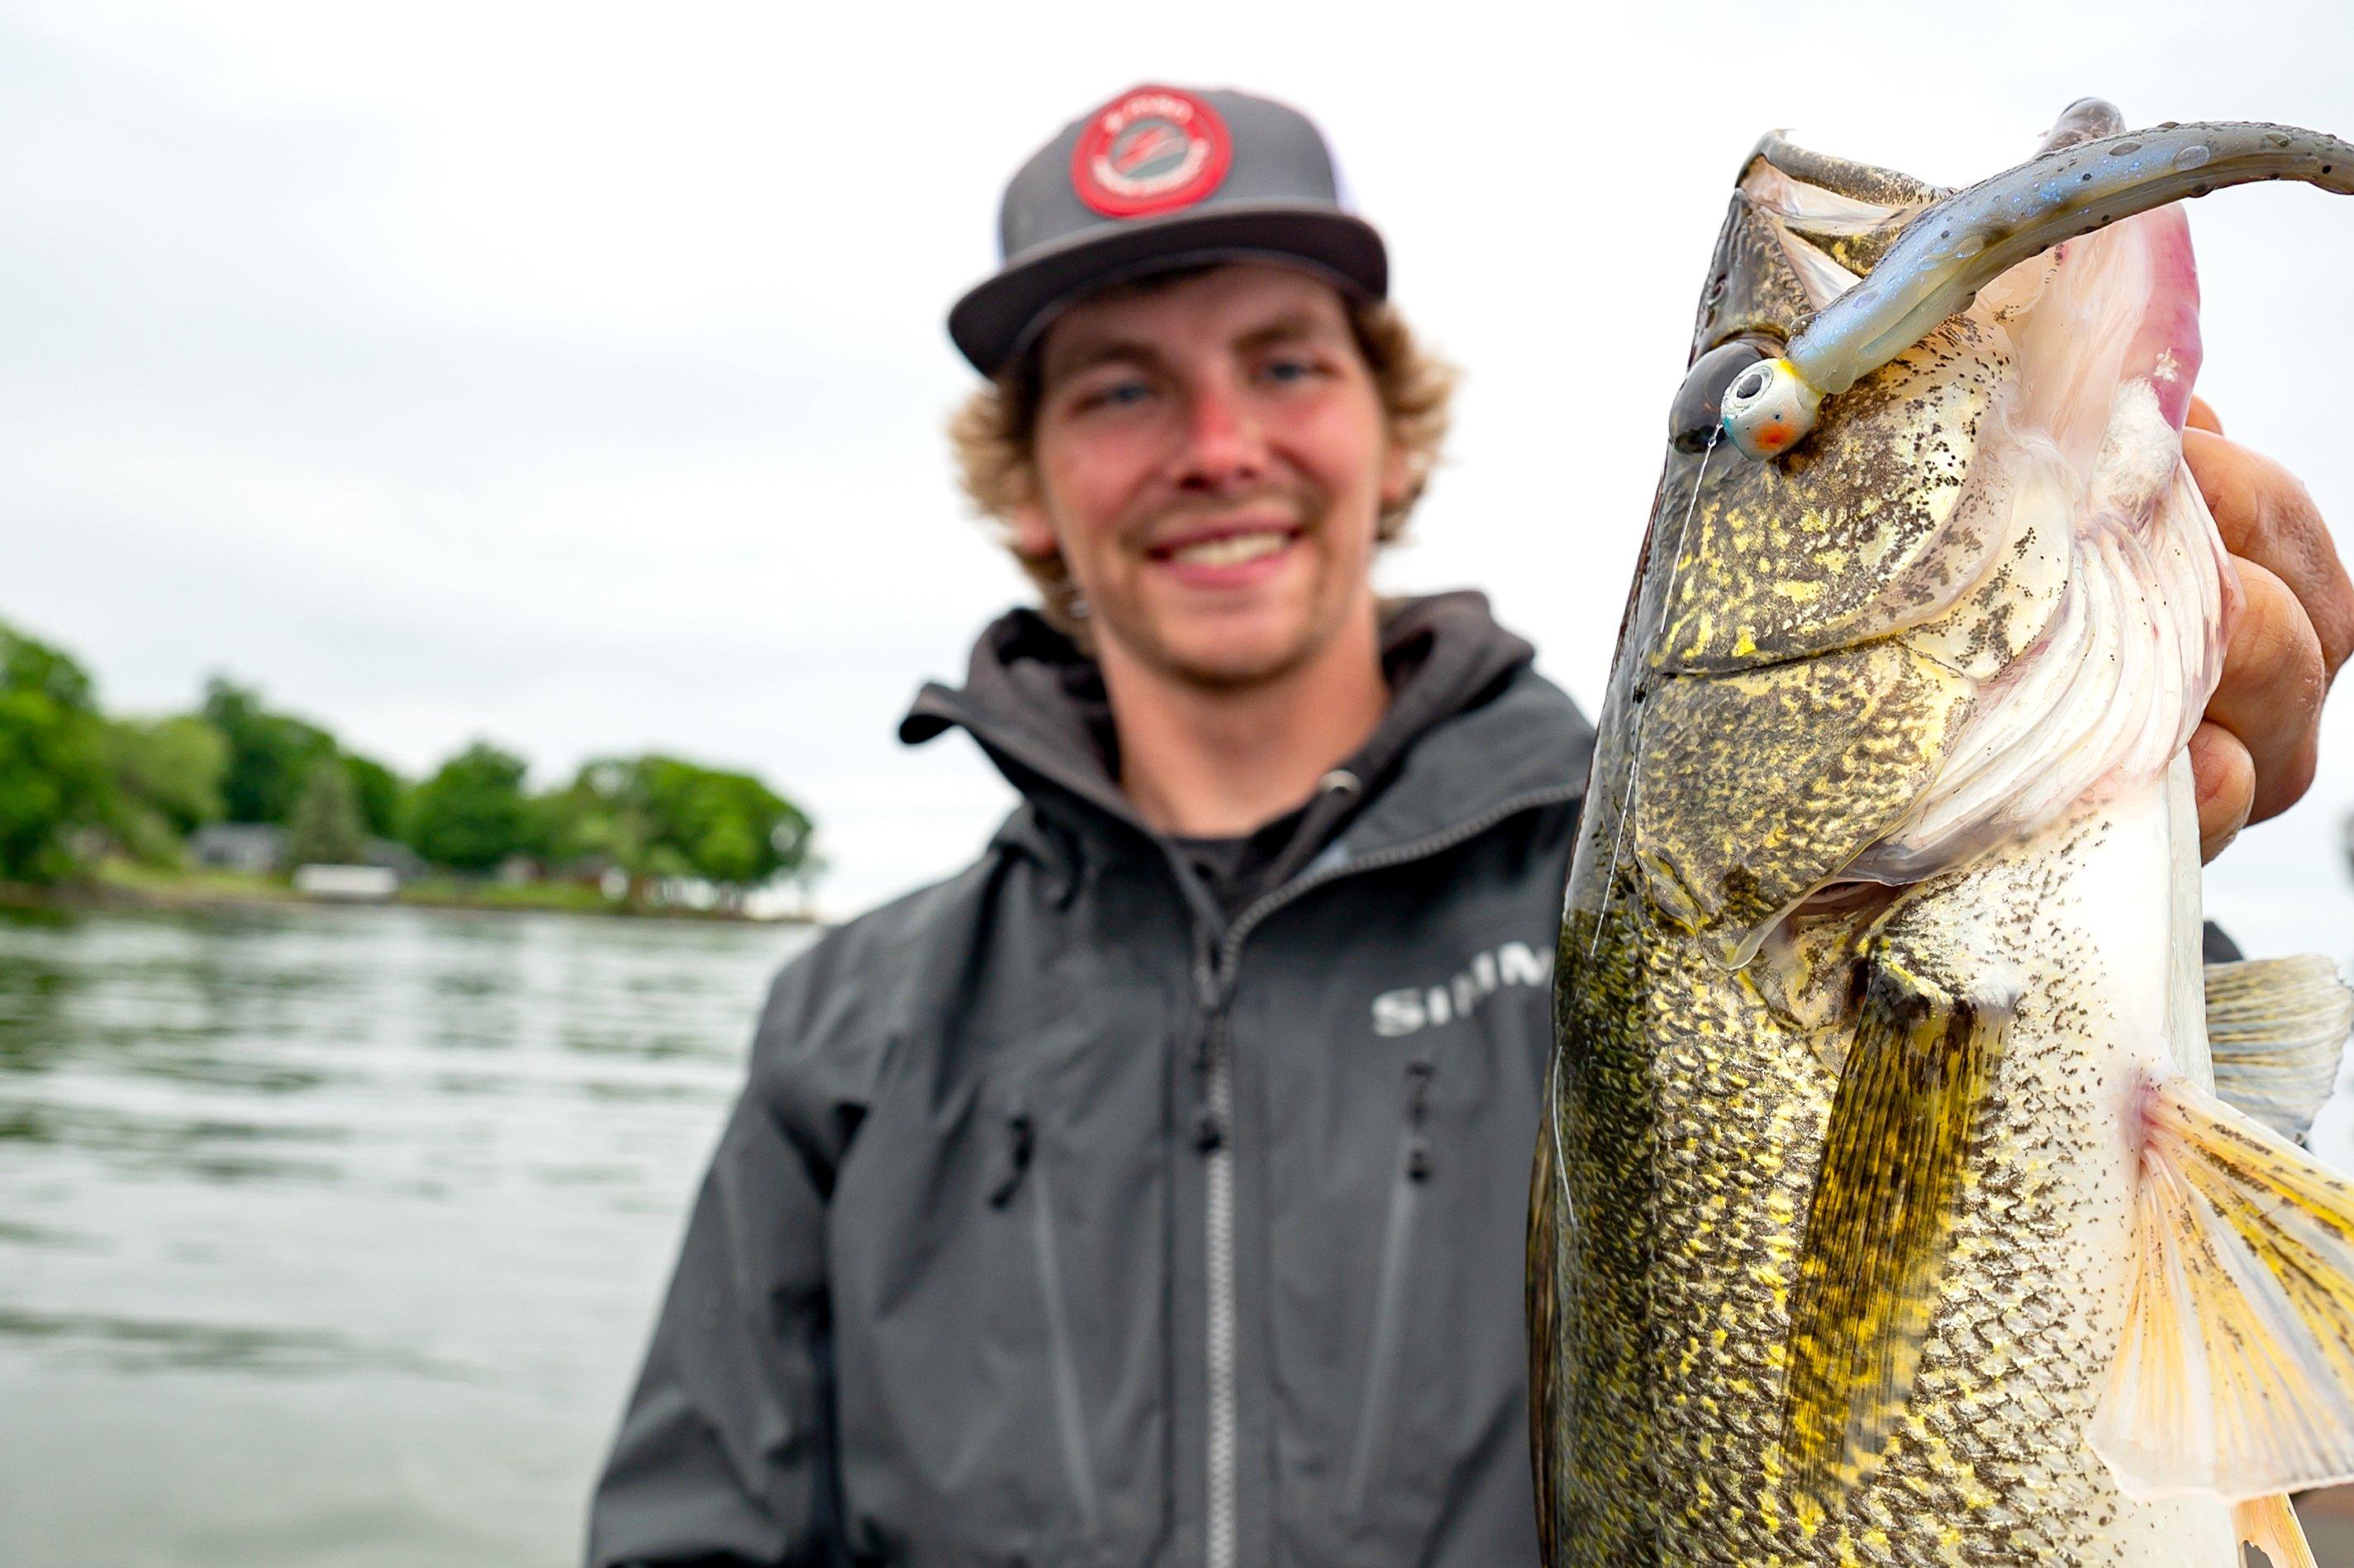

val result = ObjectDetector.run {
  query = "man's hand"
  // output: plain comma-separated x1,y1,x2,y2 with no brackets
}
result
2184,397,2354,860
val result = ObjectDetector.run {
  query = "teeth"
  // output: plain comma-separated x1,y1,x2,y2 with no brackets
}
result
1169,530,1289,567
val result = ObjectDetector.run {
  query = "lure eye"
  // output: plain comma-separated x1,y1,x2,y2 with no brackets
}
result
1718,354,1826,462
1670,340,1774,453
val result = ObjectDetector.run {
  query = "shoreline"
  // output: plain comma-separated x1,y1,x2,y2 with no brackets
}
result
0,875,819,928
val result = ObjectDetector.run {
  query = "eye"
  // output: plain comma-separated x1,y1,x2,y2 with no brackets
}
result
1260,355,1323,384
1670,340,1775,454
1077,377,1153,411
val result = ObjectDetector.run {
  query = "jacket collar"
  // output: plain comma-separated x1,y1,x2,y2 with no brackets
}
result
898,592,1592,863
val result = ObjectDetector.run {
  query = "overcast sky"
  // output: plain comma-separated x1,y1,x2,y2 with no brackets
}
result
8,0,2354,918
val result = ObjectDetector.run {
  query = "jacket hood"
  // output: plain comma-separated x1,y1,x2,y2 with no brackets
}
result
898,592,1590,859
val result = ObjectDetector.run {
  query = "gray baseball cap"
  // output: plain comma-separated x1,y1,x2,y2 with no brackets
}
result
949,84,1388,377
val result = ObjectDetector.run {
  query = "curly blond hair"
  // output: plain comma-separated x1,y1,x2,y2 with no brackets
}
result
948,284,1457,637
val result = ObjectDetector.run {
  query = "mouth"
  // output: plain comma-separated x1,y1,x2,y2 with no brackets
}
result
1144,518,1306,580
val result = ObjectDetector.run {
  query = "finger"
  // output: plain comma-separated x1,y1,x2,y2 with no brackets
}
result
2189,721,2255,861
2185,394,2222,435
2183,427,2354,677
2203,558,2327,824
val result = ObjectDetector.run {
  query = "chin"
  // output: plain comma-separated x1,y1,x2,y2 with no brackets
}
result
1153,623,1320,690
1096,575,1356,690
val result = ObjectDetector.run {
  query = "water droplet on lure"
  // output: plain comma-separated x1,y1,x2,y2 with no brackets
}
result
1953,234,1985,259
2173,143,2213,173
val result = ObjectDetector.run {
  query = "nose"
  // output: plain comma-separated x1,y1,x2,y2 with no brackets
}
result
1171,381,1269,492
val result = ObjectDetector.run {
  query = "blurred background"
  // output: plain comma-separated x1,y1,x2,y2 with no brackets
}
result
6,1,2354,1562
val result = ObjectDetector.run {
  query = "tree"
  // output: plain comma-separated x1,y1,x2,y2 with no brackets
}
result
288,757,368,867
104,715,229,867
343,753,407,840
539,758,663,894
200,677,338,824
406,742,533,872
642,758,813,888
0,623,113,882
107,715,228,833
545,753,816,904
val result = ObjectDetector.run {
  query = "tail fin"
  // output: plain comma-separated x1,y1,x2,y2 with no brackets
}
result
2090,1076,2354,1501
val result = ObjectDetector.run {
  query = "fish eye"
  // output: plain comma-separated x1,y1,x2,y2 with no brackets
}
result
1670,340,1775,454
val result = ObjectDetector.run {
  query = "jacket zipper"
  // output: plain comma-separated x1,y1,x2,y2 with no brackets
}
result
1191,940,1240,1568
991,1107,1101,1536
1190,781,1580,1568
1343,1060,1434,1512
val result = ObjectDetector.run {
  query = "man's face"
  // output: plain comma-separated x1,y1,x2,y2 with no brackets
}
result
1015,264,1407,691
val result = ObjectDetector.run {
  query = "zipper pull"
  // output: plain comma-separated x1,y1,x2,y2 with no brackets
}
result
1193,1038,1225,1152
1191,940,1229,1153
988,1111,1035,1208
1192,943,1222,1010
1404,1061,1434,1182
1193,1109,1225,1152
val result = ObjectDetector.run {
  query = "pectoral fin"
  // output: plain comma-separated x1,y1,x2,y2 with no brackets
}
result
2090,1076,2354,1501
1778,945,2009,1508
2205,956,2353,1143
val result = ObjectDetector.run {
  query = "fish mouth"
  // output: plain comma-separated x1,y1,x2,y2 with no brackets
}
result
1703,112,2354,466
1766,117,2354,426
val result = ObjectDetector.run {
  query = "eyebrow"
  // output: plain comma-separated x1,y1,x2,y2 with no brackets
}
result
1043,336,1161,386
1233,311,1342,354
1042,307,1349,387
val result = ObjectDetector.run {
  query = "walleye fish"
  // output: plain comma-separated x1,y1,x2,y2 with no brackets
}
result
1529,100,2354,1566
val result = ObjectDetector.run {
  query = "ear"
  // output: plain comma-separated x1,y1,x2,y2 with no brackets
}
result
1008,499,1059,563
1379,437,1415,511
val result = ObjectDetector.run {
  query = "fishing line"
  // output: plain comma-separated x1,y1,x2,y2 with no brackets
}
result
1547,1029,1575,1243
1553,429,1718,1384
1586,430,1716,963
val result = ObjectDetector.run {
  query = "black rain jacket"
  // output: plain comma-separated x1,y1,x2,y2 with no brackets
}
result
588,593,1596,1567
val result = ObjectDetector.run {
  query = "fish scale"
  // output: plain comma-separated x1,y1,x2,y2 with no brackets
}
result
1532,104,2354,1566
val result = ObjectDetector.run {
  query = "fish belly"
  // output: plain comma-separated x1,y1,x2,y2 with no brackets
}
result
1550,771,2237,1563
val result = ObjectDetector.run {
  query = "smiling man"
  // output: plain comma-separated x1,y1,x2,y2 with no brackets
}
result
587,86,2354,1566
1002,263,1408,837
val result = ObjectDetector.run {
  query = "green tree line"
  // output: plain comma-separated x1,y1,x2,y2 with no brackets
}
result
0,617,818,901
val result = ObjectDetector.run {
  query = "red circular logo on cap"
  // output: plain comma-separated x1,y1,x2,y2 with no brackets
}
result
1071,86,1233,219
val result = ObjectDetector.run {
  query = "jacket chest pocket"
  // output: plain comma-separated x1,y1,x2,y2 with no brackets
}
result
1318,1028,1542,1555
1341,1060,1434,1513
830,1016,1171,1566
983,1093,1101,1540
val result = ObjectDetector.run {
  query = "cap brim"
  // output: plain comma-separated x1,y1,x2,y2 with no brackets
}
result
948,203,1388,377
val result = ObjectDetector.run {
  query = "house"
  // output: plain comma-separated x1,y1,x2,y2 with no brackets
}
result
188,823,287,876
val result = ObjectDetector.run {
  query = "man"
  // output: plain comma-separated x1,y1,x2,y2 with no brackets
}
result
588,86,2353,1566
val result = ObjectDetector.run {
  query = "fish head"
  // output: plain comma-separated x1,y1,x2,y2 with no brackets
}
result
1646,104,2227,685
1645,131,2036,684
1604,105,2255,959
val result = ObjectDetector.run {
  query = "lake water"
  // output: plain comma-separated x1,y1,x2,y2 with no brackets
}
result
6,891,2354,1568
0,903,811,1568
